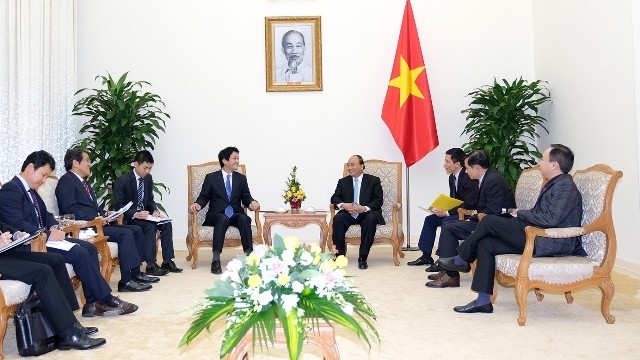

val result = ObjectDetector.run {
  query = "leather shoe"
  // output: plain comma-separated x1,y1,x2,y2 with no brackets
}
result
146,264,169,276
453,300,493,313
437,257,471,273
58,327,106,350
211,260,222,274
75,322,98,335
427,270,445,281
103,296,138,315
118,280,152,292
134,273,160,283
81,302,124,317
407,256,434,266
425,263,442,272
161,260,183,273
425,273,460,288
358,259,368,270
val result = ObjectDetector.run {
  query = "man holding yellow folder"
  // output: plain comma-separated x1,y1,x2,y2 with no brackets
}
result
408,148,478,267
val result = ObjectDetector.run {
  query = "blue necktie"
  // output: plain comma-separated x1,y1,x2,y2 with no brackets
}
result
352,178,360,218
137,178,144,210
224,174,233,218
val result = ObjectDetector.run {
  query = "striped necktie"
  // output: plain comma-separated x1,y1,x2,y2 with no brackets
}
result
28,189,44,227
352,178,360,218
137,177,144,210
224,174,233,218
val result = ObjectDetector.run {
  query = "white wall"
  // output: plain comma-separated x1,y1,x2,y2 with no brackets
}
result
532,0,640,272
76,0,640,270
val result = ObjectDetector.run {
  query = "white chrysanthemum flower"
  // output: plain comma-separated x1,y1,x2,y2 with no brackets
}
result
281,250,296,266
291,281,304,293
226,259,243,273
253,244,269,257
250,290,274,306
299,251,313,265
280,294,300,313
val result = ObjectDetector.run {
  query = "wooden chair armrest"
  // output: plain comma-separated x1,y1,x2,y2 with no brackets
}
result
30,233,47,252
62,224,81,238
251,208,263,244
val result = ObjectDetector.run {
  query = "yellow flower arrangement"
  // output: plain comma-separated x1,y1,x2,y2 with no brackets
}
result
283,166,306,208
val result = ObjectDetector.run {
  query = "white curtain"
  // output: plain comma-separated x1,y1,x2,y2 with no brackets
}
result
0,0,77,182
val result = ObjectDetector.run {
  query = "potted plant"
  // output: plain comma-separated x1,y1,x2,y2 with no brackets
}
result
461,77,551,189
72,72,170,210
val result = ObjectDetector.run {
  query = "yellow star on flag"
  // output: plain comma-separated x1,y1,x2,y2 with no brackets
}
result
388,55,425,107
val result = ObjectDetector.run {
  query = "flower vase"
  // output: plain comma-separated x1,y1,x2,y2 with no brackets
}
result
290,199,302,213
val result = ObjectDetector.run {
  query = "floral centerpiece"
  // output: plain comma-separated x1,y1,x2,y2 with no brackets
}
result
180,234,379,360
283,166,306,210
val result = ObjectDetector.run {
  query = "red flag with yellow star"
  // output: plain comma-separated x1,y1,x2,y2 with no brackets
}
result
381,0,438,167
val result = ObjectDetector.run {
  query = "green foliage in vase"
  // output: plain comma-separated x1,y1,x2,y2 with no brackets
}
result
461,78,551,189
72,72,170,211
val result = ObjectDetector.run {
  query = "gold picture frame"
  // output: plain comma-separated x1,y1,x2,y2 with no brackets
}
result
265,16,322,92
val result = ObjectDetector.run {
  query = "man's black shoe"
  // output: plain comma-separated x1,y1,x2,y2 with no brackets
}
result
146,264,169,276
118,280,152,292
134,273,160,283
161,260,183,273
436,257,471,273
58,326,106,350
425,263,442,272
357,259,368,270
75,322,98,335
407,256,434,266
211,260,222,274
453,300,493,313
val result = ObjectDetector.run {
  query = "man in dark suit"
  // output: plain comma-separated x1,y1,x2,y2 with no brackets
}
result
0,150,137,318
0,220,106,350
114,150,182,273
330,155,385,270
56,147,164,293
408,148,478,267
426,150,516,288
438,144,585,313
189,146,260,274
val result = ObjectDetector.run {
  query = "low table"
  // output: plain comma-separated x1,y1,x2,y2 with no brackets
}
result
262,211,329,250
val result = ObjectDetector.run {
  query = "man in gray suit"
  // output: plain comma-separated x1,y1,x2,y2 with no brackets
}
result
437,144,585,313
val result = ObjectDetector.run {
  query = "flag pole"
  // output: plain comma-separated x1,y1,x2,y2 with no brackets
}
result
402,166,419,251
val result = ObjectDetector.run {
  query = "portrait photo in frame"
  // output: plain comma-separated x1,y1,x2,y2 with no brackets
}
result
265,16,322,92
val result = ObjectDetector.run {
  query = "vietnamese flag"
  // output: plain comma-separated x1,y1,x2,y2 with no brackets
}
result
381,0,438,167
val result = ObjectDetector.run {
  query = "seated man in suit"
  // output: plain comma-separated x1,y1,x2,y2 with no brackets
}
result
188,146,260,275
56,147,165,293
426,150,516,288
114,150,182,273
1,220,106,350
438,144,585,313
0,150,137,318
408,148,478,267
330,155,385,270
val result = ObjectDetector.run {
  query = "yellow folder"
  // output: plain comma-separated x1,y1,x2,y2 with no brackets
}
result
419,194,463,212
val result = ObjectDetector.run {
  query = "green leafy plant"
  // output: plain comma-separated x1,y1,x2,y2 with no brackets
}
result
180,234,379,360
461,78,551,189
283,166,306,207
72,72,170,211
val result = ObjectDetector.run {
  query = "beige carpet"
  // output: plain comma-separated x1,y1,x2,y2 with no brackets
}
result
3,246,640,359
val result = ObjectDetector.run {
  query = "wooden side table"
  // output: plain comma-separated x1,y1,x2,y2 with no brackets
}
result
262,211,329,251
226,320,340,360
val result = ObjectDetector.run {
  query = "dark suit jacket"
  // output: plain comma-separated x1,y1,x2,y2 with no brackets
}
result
56,171,106,220
517,173,584,256
448,169,479,215
330,173,385,225
0,176,58,235
475,168,516,217
195,170,255,226
114,170,157,222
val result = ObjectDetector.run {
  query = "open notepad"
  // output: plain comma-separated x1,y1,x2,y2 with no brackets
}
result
144,215,172,225
106,201,133,222
0,228,45,254
418,194,464,212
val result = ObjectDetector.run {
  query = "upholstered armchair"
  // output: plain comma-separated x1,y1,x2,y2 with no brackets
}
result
0,234,46,360
327,159,405,266
494,164,623,325
185,161,263,269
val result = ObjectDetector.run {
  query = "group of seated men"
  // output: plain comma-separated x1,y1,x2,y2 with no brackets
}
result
408,144,586,314
0,148,183,351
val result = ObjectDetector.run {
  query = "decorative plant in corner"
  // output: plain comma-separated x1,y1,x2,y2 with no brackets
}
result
72,72,170,211
461,77,551,189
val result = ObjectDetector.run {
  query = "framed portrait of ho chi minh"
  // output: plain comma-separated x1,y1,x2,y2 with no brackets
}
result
265,16,322,92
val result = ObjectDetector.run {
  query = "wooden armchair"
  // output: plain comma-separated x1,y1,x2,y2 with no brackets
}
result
185,161,263,269
327,159,405,266
0,234,47,360
37,176,113,282
494,164,623,325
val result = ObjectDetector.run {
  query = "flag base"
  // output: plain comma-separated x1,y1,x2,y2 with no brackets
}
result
402,246,420,251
